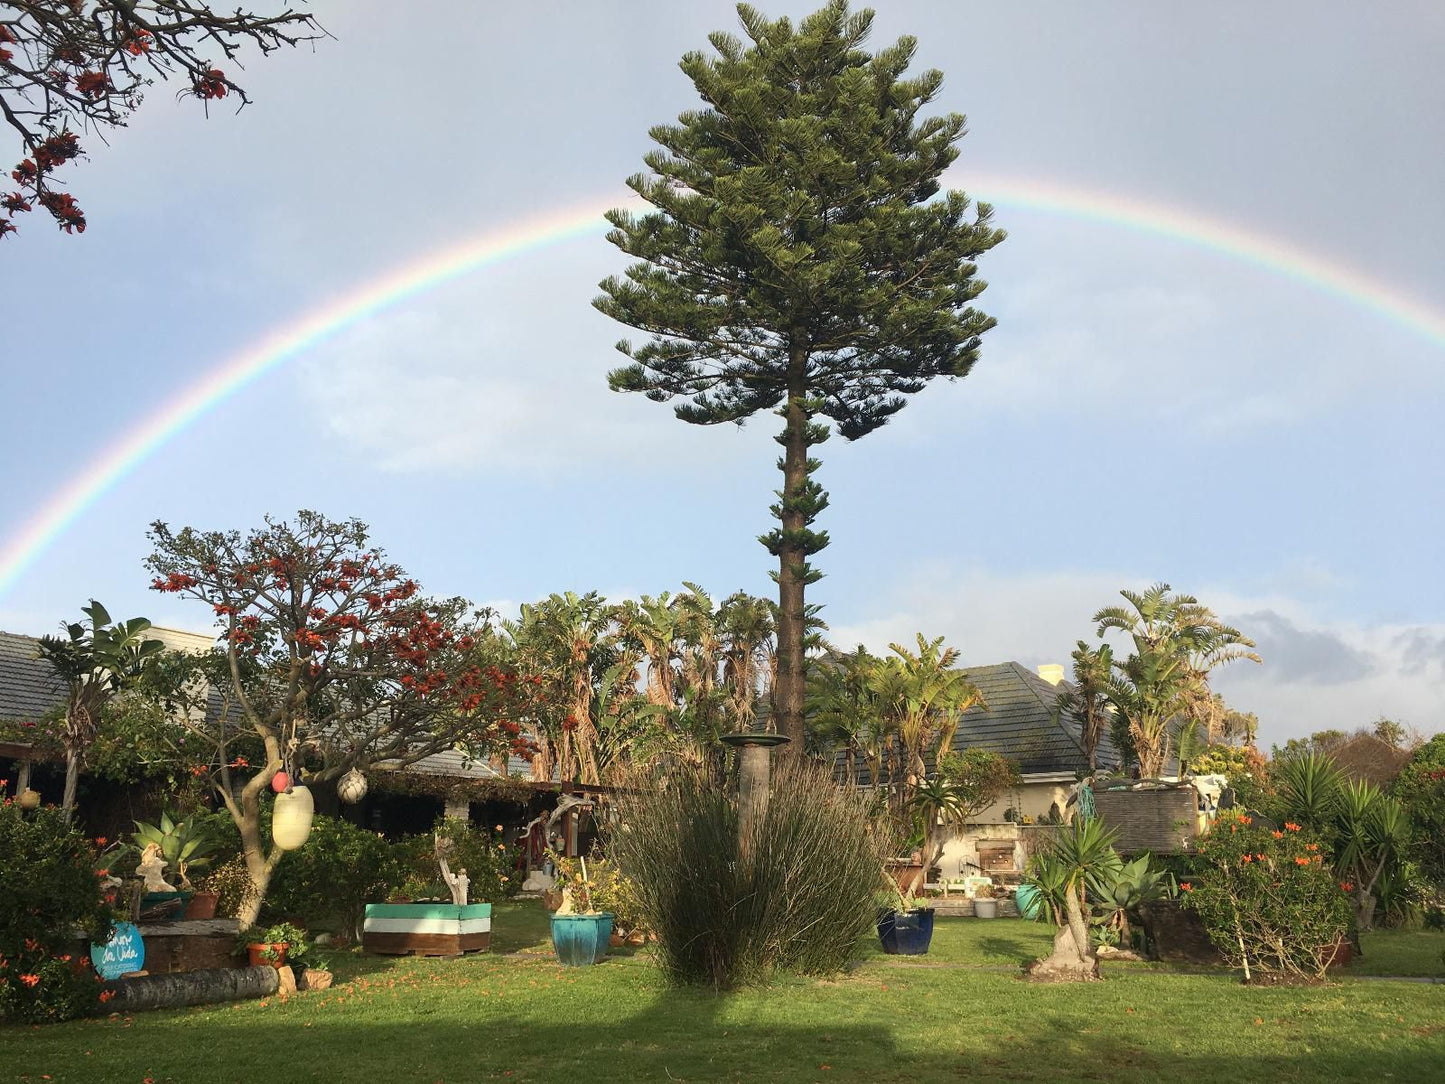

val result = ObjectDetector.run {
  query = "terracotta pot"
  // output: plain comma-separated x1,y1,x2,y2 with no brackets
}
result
627,931,646,946
609,932,626,948
185,891,220,920
247,942,289,968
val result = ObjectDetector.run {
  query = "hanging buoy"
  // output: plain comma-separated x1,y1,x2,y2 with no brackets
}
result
337,767,368,805
270,770,290,794
18,788,41,811
272,785,314,850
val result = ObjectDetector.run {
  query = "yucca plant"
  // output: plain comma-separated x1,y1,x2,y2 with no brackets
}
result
131,812,219,890
1274,752,1345,833
1336,781,1409,931
1024,817,1120,981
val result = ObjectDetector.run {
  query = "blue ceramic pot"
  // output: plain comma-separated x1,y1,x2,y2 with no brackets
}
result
877,907,935,955
550,912,614,966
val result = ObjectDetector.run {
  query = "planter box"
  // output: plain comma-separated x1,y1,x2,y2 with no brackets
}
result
877,907,935,955
362,903,492,956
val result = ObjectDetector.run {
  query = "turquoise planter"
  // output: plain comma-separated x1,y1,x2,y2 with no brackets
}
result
549,913,613,966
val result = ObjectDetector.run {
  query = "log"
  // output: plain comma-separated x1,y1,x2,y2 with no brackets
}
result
103,966,279,1012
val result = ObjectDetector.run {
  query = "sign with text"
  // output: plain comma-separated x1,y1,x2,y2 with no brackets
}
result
90,921,145,980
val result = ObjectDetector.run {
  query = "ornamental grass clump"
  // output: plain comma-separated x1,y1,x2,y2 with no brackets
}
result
1184,811,1351,983
606,759,884,990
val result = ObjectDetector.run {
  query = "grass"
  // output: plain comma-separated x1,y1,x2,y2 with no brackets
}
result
5,904,1444,1083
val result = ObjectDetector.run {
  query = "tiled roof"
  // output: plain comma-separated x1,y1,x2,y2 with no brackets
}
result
948,661,1122,775
844,660,1122,782
0,631,65,723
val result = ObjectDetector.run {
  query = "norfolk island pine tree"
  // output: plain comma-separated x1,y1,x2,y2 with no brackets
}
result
594,2,1005,751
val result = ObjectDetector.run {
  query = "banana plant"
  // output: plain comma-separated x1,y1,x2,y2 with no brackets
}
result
132,812,220,890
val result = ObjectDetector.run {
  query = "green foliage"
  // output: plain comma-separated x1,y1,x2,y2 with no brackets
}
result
551,853,649,936
1185,812,1351,982
395,818,520,905
0,803,114,1023
267,815,401,935
607,759,884,989
130,810,221,888
1191,743,1274,811
1093,853,1176,948
238,921,309,963
1391,734,1445,884
937,748,1021,818
1273,752,1346,835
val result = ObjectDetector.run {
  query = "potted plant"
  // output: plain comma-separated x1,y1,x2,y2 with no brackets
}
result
972,882,998,919
296,953,334,992
876,882,936,955
240,921,308,969
548,854,613,967
131,812,221,918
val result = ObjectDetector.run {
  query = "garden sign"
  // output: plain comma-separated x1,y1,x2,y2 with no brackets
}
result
90,921,145,980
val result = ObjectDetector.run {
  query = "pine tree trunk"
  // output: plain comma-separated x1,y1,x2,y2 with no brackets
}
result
773,392,809,756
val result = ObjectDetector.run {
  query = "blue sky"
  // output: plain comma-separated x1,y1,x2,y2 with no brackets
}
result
1,1,1442,743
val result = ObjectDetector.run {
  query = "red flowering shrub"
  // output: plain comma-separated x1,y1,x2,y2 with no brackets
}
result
1185,811,1351,983
0,803,115,1023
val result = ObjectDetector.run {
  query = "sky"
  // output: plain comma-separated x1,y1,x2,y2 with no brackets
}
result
1,1,1442,746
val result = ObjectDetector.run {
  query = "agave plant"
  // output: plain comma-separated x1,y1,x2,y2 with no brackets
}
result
1094,853,1175,949
132,812,220,890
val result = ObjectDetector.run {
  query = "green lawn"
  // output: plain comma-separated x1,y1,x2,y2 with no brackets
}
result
6,906,1443,1083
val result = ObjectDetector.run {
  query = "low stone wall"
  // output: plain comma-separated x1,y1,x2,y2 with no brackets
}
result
929,898,1020,918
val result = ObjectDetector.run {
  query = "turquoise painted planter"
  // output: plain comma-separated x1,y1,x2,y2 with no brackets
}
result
549,913,613,966
362,902,492,955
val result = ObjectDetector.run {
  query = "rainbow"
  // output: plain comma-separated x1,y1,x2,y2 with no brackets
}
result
1,173,1442,602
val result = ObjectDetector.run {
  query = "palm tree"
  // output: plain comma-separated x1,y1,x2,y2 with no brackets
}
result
1094,583,1259,778
717,592,774,730
506,592,619,785
617,592,681,713
870,635,984,794
806,645,886,784
37,600,164,817
1055,641,1113,772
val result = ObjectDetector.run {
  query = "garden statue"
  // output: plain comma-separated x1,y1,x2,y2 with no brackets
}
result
434,833,469,906
136,842,176,893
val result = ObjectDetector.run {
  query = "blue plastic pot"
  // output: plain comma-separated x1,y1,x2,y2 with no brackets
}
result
877,907,935,955
549,912,614,966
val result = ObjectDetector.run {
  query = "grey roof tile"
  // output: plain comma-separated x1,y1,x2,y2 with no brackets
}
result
0,631,65,723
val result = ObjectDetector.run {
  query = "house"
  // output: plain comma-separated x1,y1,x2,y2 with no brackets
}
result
931,661,1122,883
0,627,595,851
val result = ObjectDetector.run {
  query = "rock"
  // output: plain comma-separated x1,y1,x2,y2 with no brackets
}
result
276,966,297,996
313,932,334,946
1096,944,1142,961
298,969,333,992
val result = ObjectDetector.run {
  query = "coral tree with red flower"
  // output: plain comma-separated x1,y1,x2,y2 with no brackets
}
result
144,511,540,924
0,2,321,241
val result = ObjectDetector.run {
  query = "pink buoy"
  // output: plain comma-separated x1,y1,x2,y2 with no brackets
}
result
270,770,290,793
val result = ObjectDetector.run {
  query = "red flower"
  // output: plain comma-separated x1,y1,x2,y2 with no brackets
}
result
1179,882,1192,892
98,989,115,1002
124,29,153,55
1340,881,1354,892
95,836,107,847
1294,856,1310,866
19,973,39,987
75,71,111,99
193,69,229,100
1284,822,1301,832
1271,830,1283,839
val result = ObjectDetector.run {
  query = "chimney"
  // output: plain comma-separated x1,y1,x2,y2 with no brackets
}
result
1036,663,1065,686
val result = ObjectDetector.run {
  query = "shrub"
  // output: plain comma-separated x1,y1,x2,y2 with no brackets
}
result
606,758,885,989
267,815,400,935
394,819,520,904
197,855,252,919
1391,735,1445,884
0,803,115,1023
1184,811,1351,983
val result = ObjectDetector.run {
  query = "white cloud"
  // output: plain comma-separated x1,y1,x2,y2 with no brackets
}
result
826,562,1445,744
